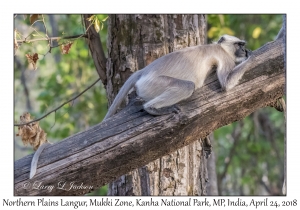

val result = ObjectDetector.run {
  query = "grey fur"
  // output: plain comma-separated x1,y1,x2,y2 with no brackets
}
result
29,35,250,179
30,142,51,179
104,71,143,120
104,35,250,120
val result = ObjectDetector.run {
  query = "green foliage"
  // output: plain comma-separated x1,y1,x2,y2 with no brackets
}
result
87,185,108,196
15,15,110,195
14,15,108,152
209,14,284,195
207,15,282,49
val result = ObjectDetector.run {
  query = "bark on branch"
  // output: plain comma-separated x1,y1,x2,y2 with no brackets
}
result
14,37,285,196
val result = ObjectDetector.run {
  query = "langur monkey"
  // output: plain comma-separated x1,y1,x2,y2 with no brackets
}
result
103,35,252,120
29,35,251,179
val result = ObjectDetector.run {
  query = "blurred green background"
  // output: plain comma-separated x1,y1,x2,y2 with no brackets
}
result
14,14,284,195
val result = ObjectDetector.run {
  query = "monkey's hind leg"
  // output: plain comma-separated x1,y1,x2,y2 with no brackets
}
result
143,76,195,116
144,104,180,116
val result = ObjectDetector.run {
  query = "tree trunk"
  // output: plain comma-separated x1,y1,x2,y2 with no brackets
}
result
206,134,218,195
106,14,211,196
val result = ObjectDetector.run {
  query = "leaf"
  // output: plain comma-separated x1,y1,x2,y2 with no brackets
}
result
252,27,262,39
16,112,48,151
222,27,235,36
60,42,73,54
94,18,100,33
102,16,109,22
25,53,39,70
87,15,95,22
30,14,40,24
207,27,219,39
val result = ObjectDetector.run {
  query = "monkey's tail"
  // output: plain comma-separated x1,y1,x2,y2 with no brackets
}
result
103,70,143,120
30,142,51,179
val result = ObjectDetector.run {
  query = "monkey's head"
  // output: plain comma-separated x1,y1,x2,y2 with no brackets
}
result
217,35,252,64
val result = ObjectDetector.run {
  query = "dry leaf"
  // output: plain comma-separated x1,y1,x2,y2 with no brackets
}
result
25,53,39,70
30,14,40,24
86,15,95,22
60,42,73,54
16,113,47,151
94,18,100,33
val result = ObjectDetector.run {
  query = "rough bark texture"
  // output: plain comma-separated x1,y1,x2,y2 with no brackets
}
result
14,35,285,196
106,14,207,196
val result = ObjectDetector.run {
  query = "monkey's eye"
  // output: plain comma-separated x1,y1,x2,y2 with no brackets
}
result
234,43,244,50
237,42,245,50
238,42,245,46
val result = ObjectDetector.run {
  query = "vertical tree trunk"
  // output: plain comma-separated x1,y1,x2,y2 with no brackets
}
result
106,14,208,195
206,134,219,195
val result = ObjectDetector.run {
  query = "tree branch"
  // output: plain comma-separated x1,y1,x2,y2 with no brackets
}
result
14,37,285,196
83,14,107,86
16,34,89,44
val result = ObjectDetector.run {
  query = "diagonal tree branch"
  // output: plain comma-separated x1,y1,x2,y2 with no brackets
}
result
14,36,285,196
83,14,107,86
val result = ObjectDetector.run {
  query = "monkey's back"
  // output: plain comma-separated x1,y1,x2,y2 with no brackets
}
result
137,44,233,90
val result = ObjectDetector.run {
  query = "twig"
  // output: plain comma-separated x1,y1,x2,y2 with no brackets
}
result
50,111,56,131
30,25,46,39
16,34,88,44
41,15,52,54
85,21,94,33
14,78,101,126
41,15,49,39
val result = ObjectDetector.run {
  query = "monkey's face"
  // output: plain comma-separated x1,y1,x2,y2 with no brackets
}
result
234,42,251,63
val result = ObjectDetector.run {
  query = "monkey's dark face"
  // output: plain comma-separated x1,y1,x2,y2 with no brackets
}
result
234,41,251,63
234,42,247,58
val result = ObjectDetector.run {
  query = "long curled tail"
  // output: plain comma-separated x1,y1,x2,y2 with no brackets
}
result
30,142,51,179
103,71,143,120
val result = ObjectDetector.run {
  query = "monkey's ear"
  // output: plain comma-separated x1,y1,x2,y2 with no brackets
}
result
217,36,225,44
